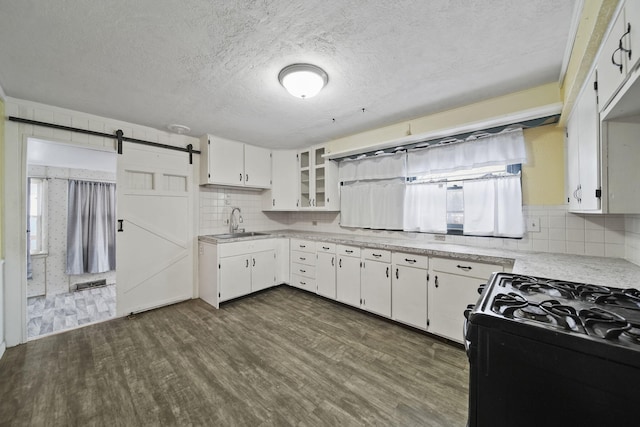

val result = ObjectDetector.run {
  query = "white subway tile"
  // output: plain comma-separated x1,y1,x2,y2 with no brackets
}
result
605,243,625,258
566,241,585,255
604,230,625,245
584,243,605,257
585,229,605,243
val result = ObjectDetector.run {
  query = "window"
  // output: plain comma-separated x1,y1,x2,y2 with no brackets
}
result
409,163,522,236
28,178,48,255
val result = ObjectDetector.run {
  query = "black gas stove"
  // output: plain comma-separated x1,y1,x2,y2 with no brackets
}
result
465,272,640,427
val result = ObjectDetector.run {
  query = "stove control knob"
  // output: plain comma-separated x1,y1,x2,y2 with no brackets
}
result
464,304,475,320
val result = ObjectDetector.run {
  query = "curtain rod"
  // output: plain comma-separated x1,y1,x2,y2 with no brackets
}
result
9,116,200,164
331,114,560,162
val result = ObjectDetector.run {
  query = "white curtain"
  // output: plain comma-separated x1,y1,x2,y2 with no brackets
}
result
339,182,371,228
495,175,524,237
403,183,448,233
339,152,406,182
66,180,117,274
340,179,405,229
463,175,523,237
371,180,405,230
408,128,527,175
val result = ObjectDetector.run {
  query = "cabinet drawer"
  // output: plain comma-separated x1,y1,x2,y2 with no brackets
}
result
430,257,502,279
337,245,360,257
290,274,316,291
362,248,391,263
315,242,336,253
291,238,315,253
392,252,428,269
291,250,315,266
291,262,315,279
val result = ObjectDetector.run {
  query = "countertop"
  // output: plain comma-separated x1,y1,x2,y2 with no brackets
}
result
198,230,640,288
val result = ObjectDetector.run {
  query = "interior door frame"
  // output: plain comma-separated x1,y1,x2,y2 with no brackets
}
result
19,136,120,341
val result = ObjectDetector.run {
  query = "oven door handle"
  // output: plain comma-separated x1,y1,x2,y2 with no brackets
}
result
463,304,474,355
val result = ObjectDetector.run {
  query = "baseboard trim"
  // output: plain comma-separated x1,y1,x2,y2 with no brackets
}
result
0,341,6,360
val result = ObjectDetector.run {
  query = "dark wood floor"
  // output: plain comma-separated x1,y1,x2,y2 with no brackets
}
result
0,286,469,426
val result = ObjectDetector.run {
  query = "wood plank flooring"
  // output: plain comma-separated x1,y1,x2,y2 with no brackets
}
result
0,286,469,426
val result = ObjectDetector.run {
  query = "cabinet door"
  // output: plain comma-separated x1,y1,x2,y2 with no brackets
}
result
392,265,427,329
267,150,298,210
208,137,245,185
576,70,601,211
597,10,628,110
251,250,276,292
566,111,582,211
361,260,391,317
244,145,271,189
316,252,336,299
313,147,326,208
298,150,313,208
336,255,360,307
219,254,251,301
428,272,483,343
626,0,640,73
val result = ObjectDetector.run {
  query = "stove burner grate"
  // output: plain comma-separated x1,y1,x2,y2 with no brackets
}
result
580,307,632,339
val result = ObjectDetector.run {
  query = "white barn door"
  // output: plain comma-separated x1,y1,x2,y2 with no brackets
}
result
116,144,194,316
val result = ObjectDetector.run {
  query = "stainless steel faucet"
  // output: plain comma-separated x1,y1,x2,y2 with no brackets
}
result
229,207,243,233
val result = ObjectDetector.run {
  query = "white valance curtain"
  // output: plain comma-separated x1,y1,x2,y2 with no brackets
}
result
407,129,527,175
66,180,116,274
338,152,407,182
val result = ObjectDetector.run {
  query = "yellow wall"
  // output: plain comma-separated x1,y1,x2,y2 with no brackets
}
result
522,126,566,206
0,97,4,258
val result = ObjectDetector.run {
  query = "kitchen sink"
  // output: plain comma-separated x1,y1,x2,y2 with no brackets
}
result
210,231,269,239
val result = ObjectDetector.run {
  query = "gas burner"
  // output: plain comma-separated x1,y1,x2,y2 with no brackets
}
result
622,325,640,343
580,307,632,339
538,300,584,332
576,284,612,302
511,277,577,299
492,293,528,316
594,290,640,311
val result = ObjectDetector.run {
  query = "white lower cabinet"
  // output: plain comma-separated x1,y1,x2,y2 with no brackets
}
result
360,249,391,317
198,239,278,308
391,253,429,330
251,250,276,292
428,258,503,343
336,245,361,307
290,238,316,292
219,254,253,301
316,242,336,299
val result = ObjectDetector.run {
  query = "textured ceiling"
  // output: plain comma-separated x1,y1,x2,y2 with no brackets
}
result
0,0,576,148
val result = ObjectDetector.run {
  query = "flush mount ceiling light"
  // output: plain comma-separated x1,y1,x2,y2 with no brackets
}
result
278,64,328,99
167,123,191,134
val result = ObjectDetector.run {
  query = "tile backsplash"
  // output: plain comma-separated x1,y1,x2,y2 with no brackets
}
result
197,188,640,267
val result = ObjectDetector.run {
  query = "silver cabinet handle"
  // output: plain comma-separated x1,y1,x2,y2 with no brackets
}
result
300,257,306,261
322,246,329,250
239,173,243,181
246,259,249,268
246,174,248,182
253,258,256,267
339,258,342,268
435,275,439,288
373,253,382,258
405,258,416,264
395,268,399,279
331,257,334,266
345,250,353,254
456,265,472,271
386,267,389,278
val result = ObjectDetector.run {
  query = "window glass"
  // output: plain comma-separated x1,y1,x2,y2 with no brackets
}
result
29,178,47,255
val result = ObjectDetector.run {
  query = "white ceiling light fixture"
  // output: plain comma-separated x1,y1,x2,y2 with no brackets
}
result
278,64,328,99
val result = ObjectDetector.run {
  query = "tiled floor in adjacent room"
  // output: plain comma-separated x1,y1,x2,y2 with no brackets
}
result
27,284,116,339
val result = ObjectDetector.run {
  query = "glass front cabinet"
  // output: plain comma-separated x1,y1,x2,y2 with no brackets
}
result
297,146,339,211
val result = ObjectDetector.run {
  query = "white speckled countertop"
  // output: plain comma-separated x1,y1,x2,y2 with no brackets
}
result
199,230,640,288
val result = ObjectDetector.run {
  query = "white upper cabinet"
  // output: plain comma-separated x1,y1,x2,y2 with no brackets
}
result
566,69,601,212
262,150,299,210
597,0,640,110
199,135,271,189
244,145,272,188
298,145,340,211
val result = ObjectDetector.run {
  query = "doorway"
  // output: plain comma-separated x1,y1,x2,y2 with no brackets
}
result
26,138,117,339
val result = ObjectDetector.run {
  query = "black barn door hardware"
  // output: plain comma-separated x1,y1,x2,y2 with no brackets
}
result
8,116,201,164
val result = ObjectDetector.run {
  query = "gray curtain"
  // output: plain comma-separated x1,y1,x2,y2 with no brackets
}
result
66,180,116,274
